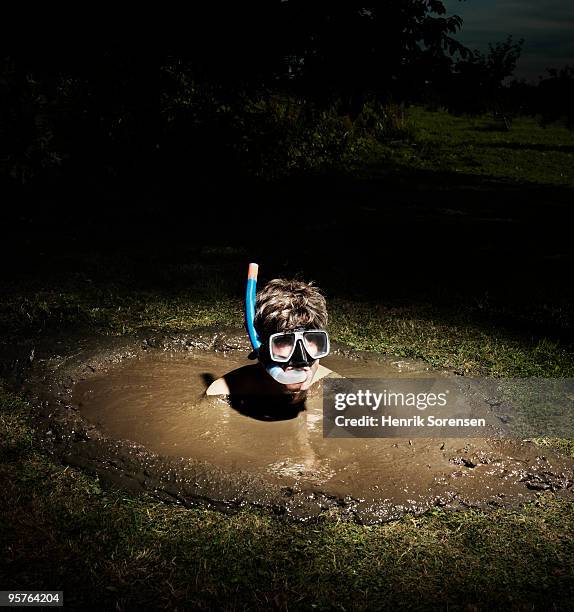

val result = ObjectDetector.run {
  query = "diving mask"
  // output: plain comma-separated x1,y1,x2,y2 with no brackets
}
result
268,329,330,364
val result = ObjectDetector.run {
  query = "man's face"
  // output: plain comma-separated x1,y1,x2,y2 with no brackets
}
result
258,328,328,393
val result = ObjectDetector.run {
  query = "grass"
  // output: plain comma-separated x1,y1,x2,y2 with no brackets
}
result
362,107,574,187
2,107,574,609
329,299,574,377
2,282,573,378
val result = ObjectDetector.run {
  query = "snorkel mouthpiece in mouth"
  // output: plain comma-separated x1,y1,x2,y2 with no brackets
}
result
245,263,308,385
265,365,308,385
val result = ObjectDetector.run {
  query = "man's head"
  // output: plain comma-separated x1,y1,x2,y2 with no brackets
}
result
254,278,328,392
254,278,328,337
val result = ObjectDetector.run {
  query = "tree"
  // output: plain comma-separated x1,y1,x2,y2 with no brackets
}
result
537,66,574,130
279,1,469,116
448,35,523,125
2,3,472,189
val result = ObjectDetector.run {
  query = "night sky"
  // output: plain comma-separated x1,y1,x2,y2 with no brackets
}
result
445,0,574,81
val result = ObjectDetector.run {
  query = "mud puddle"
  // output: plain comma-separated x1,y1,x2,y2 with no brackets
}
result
72,351,438,491
69,346,574,521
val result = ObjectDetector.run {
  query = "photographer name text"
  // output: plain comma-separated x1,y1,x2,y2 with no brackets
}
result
334,414,486,428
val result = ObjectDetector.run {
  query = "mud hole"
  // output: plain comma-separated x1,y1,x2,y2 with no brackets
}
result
9,327,574,524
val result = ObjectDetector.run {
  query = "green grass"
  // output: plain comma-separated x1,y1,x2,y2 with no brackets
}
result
329,299,574,377
358,107,574,187
2,285,572,378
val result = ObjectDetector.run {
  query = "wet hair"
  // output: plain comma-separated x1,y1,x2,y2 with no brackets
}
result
254,278,328,340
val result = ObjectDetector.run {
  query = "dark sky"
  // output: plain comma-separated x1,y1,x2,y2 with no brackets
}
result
444,0,574,81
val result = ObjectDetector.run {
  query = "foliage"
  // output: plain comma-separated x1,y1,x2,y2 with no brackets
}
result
276,0,469,112
0,10,571,192
355,101,418,142
536,65,574,130
445,36,524,119
0,57,64,184
161,65,417,180
1,2,468,188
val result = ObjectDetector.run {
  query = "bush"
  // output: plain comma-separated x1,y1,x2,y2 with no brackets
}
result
354,100,417,142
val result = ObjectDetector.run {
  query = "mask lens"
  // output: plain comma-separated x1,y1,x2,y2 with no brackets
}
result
270,333,296,361
303,331,329,359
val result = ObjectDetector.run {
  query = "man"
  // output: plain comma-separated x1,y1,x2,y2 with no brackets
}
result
206,278,336,404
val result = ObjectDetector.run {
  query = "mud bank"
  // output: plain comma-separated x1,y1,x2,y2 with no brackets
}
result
5,327,574,524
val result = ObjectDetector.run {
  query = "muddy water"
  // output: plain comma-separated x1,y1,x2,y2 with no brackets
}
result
72,350,574,510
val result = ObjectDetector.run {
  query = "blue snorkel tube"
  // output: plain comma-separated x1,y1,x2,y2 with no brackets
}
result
245,263,261,352
245,263,307,385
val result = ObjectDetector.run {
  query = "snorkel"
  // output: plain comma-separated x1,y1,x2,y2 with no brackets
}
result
245,263,261,351
245,263,308,385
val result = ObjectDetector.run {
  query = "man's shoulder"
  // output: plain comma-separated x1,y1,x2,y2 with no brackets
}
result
205,377,231,396
314,364,343,382
205,364,261,396
324,369,344,379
